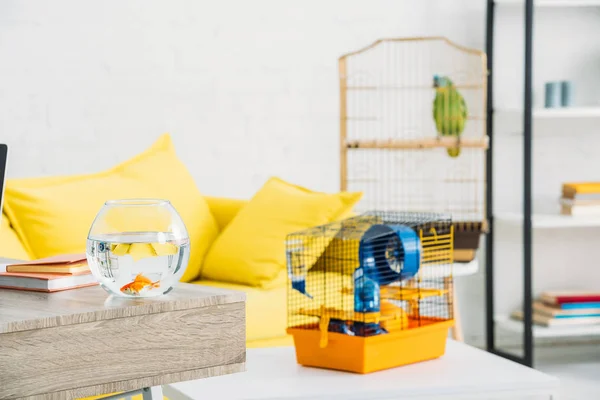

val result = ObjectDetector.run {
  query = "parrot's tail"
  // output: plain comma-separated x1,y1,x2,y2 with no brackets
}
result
447,147,461,158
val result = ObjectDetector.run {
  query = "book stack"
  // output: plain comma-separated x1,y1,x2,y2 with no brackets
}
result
0,254,98,292
512,290,600,328
561,182,600,216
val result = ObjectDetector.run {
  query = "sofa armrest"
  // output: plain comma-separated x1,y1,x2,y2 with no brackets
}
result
204,196,248,231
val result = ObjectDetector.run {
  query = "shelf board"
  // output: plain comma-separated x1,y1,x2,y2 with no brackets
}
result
496,212,600,228
497,107,600,119
495,315,600,338
496,0,600,7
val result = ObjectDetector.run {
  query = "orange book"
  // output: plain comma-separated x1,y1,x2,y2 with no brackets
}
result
7,253,87,266
4,254,89,274
6,263,89,274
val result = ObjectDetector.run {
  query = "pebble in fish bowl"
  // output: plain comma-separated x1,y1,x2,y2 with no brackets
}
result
86,199,190,298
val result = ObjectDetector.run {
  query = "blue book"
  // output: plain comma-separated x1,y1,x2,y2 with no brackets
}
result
533,301,600,318
513,310,600,327
560,302,600,310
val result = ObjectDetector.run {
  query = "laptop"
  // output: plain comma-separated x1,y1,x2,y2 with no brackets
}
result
0,144,14,270
0,144,6,216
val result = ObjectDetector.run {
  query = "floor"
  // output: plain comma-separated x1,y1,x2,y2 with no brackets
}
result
534,343,600,400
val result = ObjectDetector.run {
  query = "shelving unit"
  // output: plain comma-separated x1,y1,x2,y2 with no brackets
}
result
486,0,600,367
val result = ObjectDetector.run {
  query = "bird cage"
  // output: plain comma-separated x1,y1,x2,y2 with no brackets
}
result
340,37,488,262
286,211,454,374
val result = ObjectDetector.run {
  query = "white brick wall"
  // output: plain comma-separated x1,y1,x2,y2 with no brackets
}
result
0,0,484,198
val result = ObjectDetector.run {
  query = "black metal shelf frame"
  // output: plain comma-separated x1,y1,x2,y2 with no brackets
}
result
485,0,535,367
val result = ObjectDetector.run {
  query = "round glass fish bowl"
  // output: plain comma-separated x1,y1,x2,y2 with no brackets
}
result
86,199,190,298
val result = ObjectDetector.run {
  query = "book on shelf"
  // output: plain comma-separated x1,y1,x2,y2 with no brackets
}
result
511,310,600,328
560,198,600,207
0,271,97,293
540,290,600,305
533,301,600,318
560,198,600,216
562,182,600,199
558,302,600,310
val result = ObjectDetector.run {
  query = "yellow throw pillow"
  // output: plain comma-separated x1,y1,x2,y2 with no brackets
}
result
4,134,219,282
201,177,362,288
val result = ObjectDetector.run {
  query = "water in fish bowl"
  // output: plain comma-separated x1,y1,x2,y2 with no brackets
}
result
86,232,190,297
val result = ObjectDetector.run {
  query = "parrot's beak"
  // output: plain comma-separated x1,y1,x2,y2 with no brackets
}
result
433,75,439,88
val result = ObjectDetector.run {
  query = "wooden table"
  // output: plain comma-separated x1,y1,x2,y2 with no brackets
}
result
0,282,246,400
166,341,559,400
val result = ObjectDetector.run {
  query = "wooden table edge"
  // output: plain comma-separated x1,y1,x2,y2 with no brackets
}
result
0,284,246,334
13,361,246,400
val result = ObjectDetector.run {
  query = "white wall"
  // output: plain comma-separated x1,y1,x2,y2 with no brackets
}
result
8,0,577,345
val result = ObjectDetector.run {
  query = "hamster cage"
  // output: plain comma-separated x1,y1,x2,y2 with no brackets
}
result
339,37,488,262
286,211,454,374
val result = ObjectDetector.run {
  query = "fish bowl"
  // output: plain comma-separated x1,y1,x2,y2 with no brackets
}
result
86,199,190,298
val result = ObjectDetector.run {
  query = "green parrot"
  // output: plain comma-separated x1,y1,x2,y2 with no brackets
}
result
432,75,467,158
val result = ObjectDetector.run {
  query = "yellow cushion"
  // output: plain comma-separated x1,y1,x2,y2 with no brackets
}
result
201,177,362,288
4,134,219,282
0,215,30,260
192,279,287,342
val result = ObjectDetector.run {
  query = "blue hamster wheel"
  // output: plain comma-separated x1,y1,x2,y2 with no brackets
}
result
358,224,421,285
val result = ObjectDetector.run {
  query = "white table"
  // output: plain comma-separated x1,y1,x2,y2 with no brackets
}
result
165,340,559,400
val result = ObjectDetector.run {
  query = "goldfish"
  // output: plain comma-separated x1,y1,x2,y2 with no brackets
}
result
120,273,160,295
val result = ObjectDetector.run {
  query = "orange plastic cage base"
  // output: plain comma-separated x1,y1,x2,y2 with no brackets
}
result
287,318,454,374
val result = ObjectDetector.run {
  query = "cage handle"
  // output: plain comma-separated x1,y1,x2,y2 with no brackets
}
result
319,305,330,348
428,227,438,241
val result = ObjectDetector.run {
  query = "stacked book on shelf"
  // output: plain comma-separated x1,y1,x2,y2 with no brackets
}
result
512,290,600,328
0,254,97,292
561,182,600,216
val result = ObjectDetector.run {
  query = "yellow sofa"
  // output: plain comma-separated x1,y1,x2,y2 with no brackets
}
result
0,135,365,350
0,195,293,349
